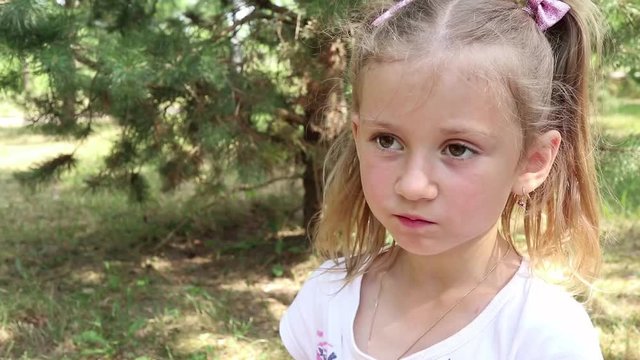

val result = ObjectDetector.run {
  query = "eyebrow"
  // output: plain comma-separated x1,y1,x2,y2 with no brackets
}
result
359,117,402,132
439,126,497,139
359,117,497,139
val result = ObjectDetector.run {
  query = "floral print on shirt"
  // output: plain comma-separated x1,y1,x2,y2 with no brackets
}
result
316,330,337,360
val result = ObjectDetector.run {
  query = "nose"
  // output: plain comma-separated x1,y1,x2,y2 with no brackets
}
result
394,157,438,201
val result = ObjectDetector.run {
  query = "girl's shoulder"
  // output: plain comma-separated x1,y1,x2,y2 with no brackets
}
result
506,261,594,324
300,258,353,295
279,258,360,359
518,266,592,319
283,257,358,314
502,263,602,358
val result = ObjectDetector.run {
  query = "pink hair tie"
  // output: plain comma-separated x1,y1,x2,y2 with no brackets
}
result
372,0,416,27
523,0,571,31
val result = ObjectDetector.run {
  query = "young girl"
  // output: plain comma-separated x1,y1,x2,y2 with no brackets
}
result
280,0,604,358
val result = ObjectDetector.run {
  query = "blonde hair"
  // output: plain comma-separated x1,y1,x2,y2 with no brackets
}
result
314,0,603,296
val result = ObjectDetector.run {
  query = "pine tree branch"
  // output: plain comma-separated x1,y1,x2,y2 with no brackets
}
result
71,46,99,70
223,9,285,37
185,2,296,43
236,112,289,146
232,174,302,192
247,0,293,16
275,108,305,127
232,90,297,147
183,10,226,29
14,154,77,188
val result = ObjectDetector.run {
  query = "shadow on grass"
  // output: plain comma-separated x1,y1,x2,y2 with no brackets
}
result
0,168,309,359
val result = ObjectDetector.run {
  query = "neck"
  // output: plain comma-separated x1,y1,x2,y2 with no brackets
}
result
388,223,511,295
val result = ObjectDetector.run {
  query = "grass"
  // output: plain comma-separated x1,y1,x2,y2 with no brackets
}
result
597,98,640,136
0,99,638,359
0,99,23,119
596,98,640,219
589,98,640,360
594,220,640,360
0,118,309,359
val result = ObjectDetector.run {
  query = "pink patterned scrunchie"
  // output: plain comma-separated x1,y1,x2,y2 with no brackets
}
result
372,0,570,32
523,0,571,31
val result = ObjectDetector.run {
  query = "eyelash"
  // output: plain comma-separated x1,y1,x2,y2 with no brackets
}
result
443,143,478,160
369,133,478,160
371,134,403,151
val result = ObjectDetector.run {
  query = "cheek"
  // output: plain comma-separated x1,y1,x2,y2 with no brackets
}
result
446,165,512,223
359,155,394,204
448,172,486,208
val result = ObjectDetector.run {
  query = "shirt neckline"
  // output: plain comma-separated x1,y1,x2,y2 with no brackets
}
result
348,259,528,359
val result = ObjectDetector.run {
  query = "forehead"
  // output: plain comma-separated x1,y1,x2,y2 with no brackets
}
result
358,56,517,134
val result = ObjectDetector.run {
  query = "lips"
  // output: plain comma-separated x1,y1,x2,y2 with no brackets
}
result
396,214,433,222
394,214,435,228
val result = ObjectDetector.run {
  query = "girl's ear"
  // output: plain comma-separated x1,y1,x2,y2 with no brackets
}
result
513,130,562,194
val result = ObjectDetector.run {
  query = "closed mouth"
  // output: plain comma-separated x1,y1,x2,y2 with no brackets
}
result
395,214,435,224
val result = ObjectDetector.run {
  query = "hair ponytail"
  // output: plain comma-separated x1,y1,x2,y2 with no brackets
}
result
518,0,603,295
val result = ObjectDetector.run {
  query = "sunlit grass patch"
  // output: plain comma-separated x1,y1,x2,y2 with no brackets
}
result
0,100,23,119
591,221,640,360
598,314,640,360
597,99,640,136
0,119,301,358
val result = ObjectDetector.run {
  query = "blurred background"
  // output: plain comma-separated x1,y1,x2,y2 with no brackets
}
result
0,0,638,359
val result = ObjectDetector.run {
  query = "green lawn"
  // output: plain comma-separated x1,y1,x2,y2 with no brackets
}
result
592,99,640,359
0,100,638,359
0,121,300,359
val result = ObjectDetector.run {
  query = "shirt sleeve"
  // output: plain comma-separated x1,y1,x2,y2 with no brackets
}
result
279,306,308,359
514,282,604,360
521,322,602,359
279,268,323,360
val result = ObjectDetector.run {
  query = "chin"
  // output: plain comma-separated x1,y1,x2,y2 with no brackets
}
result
391,235,455,257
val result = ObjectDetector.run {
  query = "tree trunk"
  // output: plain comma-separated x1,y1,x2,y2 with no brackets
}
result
301,38,348,233
22,60,30,98
61,91,76,128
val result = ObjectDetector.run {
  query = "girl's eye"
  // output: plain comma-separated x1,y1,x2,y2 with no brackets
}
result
375,135,403,150
443,143,476,159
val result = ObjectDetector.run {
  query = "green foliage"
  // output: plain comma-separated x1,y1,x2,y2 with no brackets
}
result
0,54,23,94
598,0,640,98
0,0,68,51
599,0,640,70
14,153,77,188
0,0,350,208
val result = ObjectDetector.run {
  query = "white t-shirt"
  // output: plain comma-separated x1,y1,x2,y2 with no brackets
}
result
279,259,602,360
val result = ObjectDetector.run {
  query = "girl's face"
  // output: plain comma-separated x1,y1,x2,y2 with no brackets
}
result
353,60,523,256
